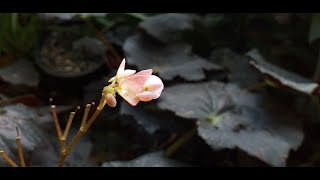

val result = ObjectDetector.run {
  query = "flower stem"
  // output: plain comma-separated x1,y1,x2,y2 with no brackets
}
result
84,109,102,131
0,151,18,167
159,133,177,149
57,94,106,167
59,129,85,167
81,104,91,129
51,105,63,148
15,127,25,167
165,127,197,157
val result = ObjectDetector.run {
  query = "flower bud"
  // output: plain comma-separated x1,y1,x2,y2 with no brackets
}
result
105,93,117,107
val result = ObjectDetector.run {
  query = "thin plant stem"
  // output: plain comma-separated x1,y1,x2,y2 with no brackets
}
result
84,109,102,131
0,151,18,167
159,133,178,149
81,104,91,129
11,13,18,33
165,127,197,157
57,94,107,167
15,127,25,167
84,93,107,131
51,105,63,143
63,106,80,140
61,111,75,150
59,129,85,167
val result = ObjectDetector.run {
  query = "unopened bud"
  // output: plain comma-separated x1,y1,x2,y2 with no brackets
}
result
105,93,117,107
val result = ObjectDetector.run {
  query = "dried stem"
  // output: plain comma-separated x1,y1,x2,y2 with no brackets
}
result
81,104,91,129
63,112,75,139
84,109,102,131
0,151,18,167
61,111,75,150
57,94,107,167
84,93,107,131
59,129,85,167
15,127,25,167
51,105,63,144
63,106,80,140
58,156,66,167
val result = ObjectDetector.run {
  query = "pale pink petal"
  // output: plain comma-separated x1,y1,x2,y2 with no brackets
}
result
116,58,126,78
144,75,164,99
108,76,116,82
118,75,149,106
119,75,148,92
105,94,117,107
117,89,139,106
122,69,136,78
136,91,157,102
151,89,163,99
134,69,153,77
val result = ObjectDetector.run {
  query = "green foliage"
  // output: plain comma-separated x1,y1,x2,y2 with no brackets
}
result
309,13,320,44
0,13,42,58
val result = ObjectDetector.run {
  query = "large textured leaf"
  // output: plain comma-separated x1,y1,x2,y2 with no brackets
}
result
0,59,39,87
102,151,189,167
159,81,233,120
158,81,304,166
247,49,319,95
197,106,303,167
309,13,320,44
210,48,259,87
120,101,192,134
0,104,48,165
139,13,200,44
123,34,222,81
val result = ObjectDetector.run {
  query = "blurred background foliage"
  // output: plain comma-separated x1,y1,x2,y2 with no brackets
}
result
1,13,320,167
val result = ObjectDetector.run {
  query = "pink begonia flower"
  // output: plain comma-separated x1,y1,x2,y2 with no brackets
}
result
111,59,164,106
136,75,164,101
117,69,153,106
108,59,136,83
